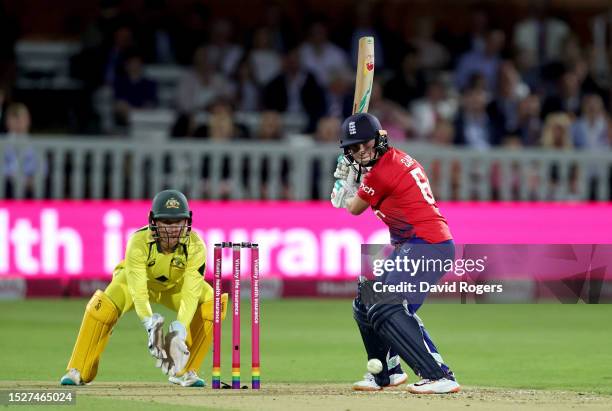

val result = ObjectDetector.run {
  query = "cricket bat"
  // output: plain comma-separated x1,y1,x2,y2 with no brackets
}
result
352,36,375,114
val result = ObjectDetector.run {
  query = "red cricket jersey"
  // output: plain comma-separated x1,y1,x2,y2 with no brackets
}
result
356,147,452,244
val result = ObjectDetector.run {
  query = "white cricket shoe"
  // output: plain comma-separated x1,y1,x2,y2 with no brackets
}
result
353,373,382,391
353,372,408,391
389,372,408,386
407,377,461,394
60,368,83,386
168,370,205,387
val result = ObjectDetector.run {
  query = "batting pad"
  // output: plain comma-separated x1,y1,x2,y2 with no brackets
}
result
66,290,119,383
179,293,228,377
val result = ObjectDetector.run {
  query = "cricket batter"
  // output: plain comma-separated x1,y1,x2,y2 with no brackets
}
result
331,113,460,394
60,189,227,387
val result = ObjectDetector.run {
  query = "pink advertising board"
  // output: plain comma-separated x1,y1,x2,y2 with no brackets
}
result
1,201,611,280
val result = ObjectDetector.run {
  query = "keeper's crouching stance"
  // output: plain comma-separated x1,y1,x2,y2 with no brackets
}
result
60,190,227,387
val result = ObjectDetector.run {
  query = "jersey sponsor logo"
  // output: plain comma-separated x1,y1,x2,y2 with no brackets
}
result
171,257,185,268
360,182,375,196
400,156,415,168
349,121,357,135
165,197,180,209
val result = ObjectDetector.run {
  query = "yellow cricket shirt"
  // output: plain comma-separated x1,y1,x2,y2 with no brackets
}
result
114,226,207,327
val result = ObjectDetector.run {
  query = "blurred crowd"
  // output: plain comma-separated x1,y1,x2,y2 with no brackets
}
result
1,0,612,202
1,0,611,152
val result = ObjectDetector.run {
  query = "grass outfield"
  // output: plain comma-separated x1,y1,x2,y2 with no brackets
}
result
2,299,612,391
0,299,611,409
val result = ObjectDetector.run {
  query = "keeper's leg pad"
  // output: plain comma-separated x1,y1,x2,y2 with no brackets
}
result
180,293,228,376
368,303,446,380
353,298,391,386
66,290,119,383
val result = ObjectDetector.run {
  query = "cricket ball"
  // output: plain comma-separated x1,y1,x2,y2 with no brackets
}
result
367,359,383,374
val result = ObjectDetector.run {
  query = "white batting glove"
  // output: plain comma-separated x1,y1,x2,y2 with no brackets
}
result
159,321,190,377
333,155,351,180
333,155,360,185
331,179,357,209
142,313,167,360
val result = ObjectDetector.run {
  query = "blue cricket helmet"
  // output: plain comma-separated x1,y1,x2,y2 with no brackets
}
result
339,113,388,165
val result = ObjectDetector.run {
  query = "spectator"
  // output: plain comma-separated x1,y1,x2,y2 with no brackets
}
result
256,111,289,200
207,101,244,141
541,112,573,149
309,116,343,200
572,94,610,199
410,17,450,70
428,120,461,200
136,0,177,64
170,113,197,138
455,5,490,55
173,3,209,65
515,93,543,146
80,0,132,51
540,112,576,199
383,46,427,108
113,51,158,126
572,94,609,150
560,35,583,69
579,47,610,108
513,0,570,68
193,103,244,201
487,62,529,140
411,78,457,140
466,72,490,97
370,80,414,142
541,68,582,118
326,69,353,119
2,103,40,198
455,29,505,92
233,57,261,112
376,1,404,70
103,26,136,86
299,20,350,86
263,47,327,132
249,27,282,86
454,87,499,149
349,2,385,70
206,19,244,77
70,2,133,133
256,111,285,141
176,46,234,114
512,46,541,91
314,116,342,143
262,3,295,53
431,120,455,146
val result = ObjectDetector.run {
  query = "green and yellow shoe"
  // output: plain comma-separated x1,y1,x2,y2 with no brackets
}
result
169,371,205,387
60,368,83,386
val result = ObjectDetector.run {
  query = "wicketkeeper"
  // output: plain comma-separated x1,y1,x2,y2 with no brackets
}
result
331,113,460,394
60,189,227,387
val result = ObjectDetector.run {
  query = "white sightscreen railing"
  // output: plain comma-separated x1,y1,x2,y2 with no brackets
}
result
1,135,611,201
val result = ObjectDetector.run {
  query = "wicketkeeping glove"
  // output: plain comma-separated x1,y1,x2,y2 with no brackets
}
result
158,320,190,377
142,313,167,360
